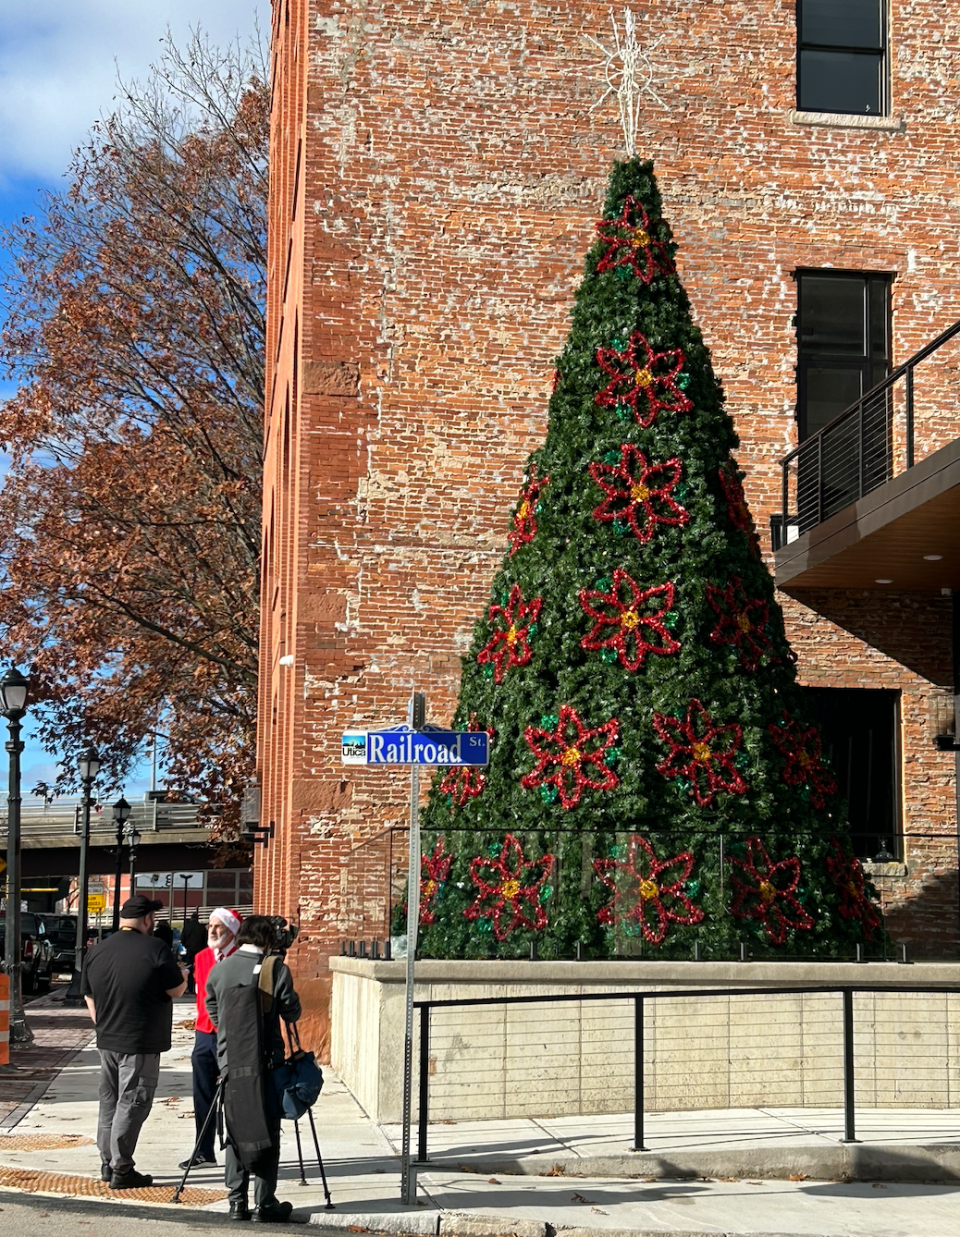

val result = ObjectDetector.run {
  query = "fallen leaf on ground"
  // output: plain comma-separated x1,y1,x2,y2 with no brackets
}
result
488,1178,501,1185
789,1173,807,1182
347,1226,368,1232
571,1193,595,1204
545,1164,565,1177
872,1183,888,1189
590,1207,608,1215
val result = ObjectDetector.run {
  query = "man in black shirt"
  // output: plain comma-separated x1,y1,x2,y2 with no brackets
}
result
81,893,186,1189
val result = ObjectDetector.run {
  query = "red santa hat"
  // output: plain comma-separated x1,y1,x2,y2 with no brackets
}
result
209,907,242,936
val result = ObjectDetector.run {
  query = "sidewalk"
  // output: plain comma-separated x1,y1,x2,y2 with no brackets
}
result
1,992,960,1236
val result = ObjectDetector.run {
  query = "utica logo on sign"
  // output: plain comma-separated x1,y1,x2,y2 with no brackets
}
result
340,727,488,766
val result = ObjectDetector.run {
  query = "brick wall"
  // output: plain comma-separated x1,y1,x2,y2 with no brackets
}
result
261,0,960,987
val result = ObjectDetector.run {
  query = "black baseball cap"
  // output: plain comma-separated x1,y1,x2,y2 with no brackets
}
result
120,894,164,918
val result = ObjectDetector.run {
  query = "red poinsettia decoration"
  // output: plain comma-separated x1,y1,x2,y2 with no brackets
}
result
476,583,543,684
595,331,692,428
579,571,680,672
826,838,882,942
653,698,748,807
521,704,620,809
464,833,555,941
718,460,761,557
705,577,775,672
595,195,675,284
419,837,452,925
768,712,837,809
589,445,689,544
439,715,494,808
728,836,814,945
594,834,704,945
508,466,551,555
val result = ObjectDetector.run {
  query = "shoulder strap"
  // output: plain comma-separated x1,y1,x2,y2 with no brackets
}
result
257,953,278,1014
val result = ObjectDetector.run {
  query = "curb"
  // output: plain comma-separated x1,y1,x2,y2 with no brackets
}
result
417,1141,960,1184
302,1212,821,1237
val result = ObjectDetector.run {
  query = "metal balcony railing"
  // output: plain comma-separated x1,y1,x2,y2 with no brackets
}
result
774,318,960,549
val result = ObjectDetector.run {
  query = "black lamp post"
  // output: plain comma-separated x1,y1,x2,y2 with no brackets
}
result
64,745,101,1006
1,666,32,1045
111,797,132,932
128,822,142,898
181,873,193,925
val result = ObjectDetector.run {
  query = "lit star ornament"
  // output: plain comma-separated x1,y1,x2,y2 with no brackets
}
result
584,8,666,157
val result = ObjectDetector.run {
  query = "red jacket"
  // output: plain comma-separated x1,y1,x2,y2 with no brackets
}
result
194,945,236,1033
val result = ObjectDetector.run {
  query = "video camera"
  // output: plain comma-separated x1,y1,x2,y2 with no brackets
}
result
267,914,299,954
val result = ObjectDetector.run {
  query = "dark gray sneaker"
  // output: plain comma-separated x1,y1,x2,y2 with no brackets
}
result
109,1168,154,1190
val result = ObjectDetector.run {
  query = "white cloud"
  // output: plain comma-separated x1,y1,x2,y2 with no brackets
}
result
0,0,268,184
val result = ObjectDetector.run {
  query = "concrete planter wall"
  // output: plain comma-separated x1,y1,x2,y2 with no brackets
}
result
329,957,960,1123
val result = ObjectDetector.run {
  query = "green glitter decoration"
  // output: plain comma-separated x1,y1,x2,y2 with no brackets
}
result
477,918,493,933
684,878,701,898
615,404,632,421
487,842,502,858
735,751,749,770
500,591,510,606
540,714,559,729
601,647,619,663
613,520,630,537
676,482,690,502
594,577,613,591
481,663,495,679
604,450,622,465
606,746,622,765
611,843,628,860
677,371,691,391
539,884,554,902
528,623,539,638
616,265,633,281
611,336,627,351
540,785,559,804
663,610,679,629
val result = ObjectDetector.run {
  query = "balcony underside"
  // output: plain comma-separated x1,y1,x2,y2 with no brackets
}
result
775,436,960,595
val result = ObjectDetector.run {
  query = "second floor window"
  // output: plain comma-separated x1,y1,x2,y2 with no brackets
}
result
798,0,887,116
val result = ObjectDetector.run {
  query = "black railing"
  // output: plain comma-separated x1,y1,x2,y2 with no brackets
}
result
775,318,960,549
409,981,960,1165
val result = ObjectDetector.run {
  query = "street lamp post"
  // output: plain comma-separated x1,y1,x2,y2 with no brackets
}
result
181,873,193,925
64,746,101,1006
128,825,142,897
111,797,132,932
1,666,32,1045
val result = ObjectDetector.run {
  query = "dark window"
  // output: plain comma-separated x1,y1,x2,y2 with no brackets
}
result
802,687,901,860
798,0,886,115
795,270,892,525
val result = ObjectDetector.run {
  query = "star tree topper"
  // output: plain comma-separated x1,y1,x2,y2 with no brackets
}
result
584,8,666,157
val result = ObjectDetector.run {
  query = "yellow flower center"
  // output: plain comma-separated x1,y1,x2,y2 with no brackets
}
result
737,613,752,632
517,500,531,520
634,367,654,388
847,880,859,896
798,751,811,769
505,626,518,644
423,880,437,897
631,482,650,502
692,742,712,763
502,879,521,899
632,228,650,248
621,609,640,630
639,879,658,900
758,880,776,903
562,747,582,766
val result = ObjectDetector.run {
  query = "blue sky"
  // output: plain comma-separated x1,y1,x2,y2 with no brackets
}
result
0,0,267,796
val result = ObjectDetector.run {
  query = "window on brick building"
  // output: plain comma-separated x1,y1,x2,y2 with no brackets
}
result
797,0,887,115
797,270,891,442
802,686,901,860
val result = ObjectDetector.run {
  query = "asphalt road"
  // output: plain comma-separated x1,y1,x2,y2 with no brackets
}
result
0,1195,327,1235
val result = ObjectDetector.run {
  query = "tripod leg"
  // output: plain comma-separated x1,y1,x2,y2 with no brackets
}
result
306,1106,334,1208
173,1076,224,1203
294,1119,307,1187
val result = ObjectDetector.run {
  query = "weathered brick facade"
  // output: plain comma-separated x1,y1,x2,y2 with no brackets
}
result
260,0,960,1001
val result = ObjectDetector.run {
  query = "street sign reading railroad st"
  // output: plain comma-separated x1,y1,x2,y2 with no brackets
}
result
340,725,488,767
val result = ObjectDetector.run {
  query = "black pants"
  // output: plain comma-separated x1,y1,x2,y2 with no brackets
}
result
224,1119,281,1208
191,1030,219,1161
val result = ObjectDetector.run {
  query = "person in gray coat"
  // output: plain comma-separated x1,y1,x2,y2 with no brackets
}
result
206,915,301,1223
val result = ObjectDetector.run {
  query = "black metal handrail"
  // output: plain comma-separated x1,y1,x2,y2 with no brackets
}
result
410,981,960,1165
775,317,960,548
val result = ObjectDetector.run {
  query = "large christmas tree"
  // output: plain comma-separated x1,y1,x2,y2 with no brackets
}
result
416,159,883,961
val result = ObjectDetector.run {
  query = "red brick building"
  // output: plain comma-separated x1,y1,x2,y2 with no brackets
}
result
258,0,960,998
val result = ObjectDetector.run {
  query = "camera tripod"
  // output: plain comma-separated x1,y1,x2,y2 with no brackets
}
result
172,1075,333,1209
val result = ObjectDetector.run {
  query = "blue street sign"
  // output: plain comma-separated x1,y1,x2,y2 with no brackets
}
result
340,725,488,766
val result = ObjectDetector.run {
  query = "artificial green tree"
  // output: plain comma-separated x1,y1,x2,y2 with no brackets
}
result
416,158,883,961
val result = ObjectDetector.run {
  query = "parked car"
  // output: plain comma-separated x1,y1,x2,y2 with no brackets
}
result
37,913,78,973
0,911,54,993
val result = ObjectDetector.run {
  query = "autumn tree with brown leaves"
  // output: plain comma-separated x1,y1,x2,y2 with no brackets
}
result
0,31,267,833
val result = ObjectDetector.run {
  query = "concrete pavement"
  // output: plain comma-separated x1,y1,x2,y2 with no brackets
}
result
1,991,960,1235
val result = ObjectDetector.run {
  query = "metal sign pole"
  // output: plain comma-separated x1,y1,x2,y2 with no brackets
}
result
400,692,425,1205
